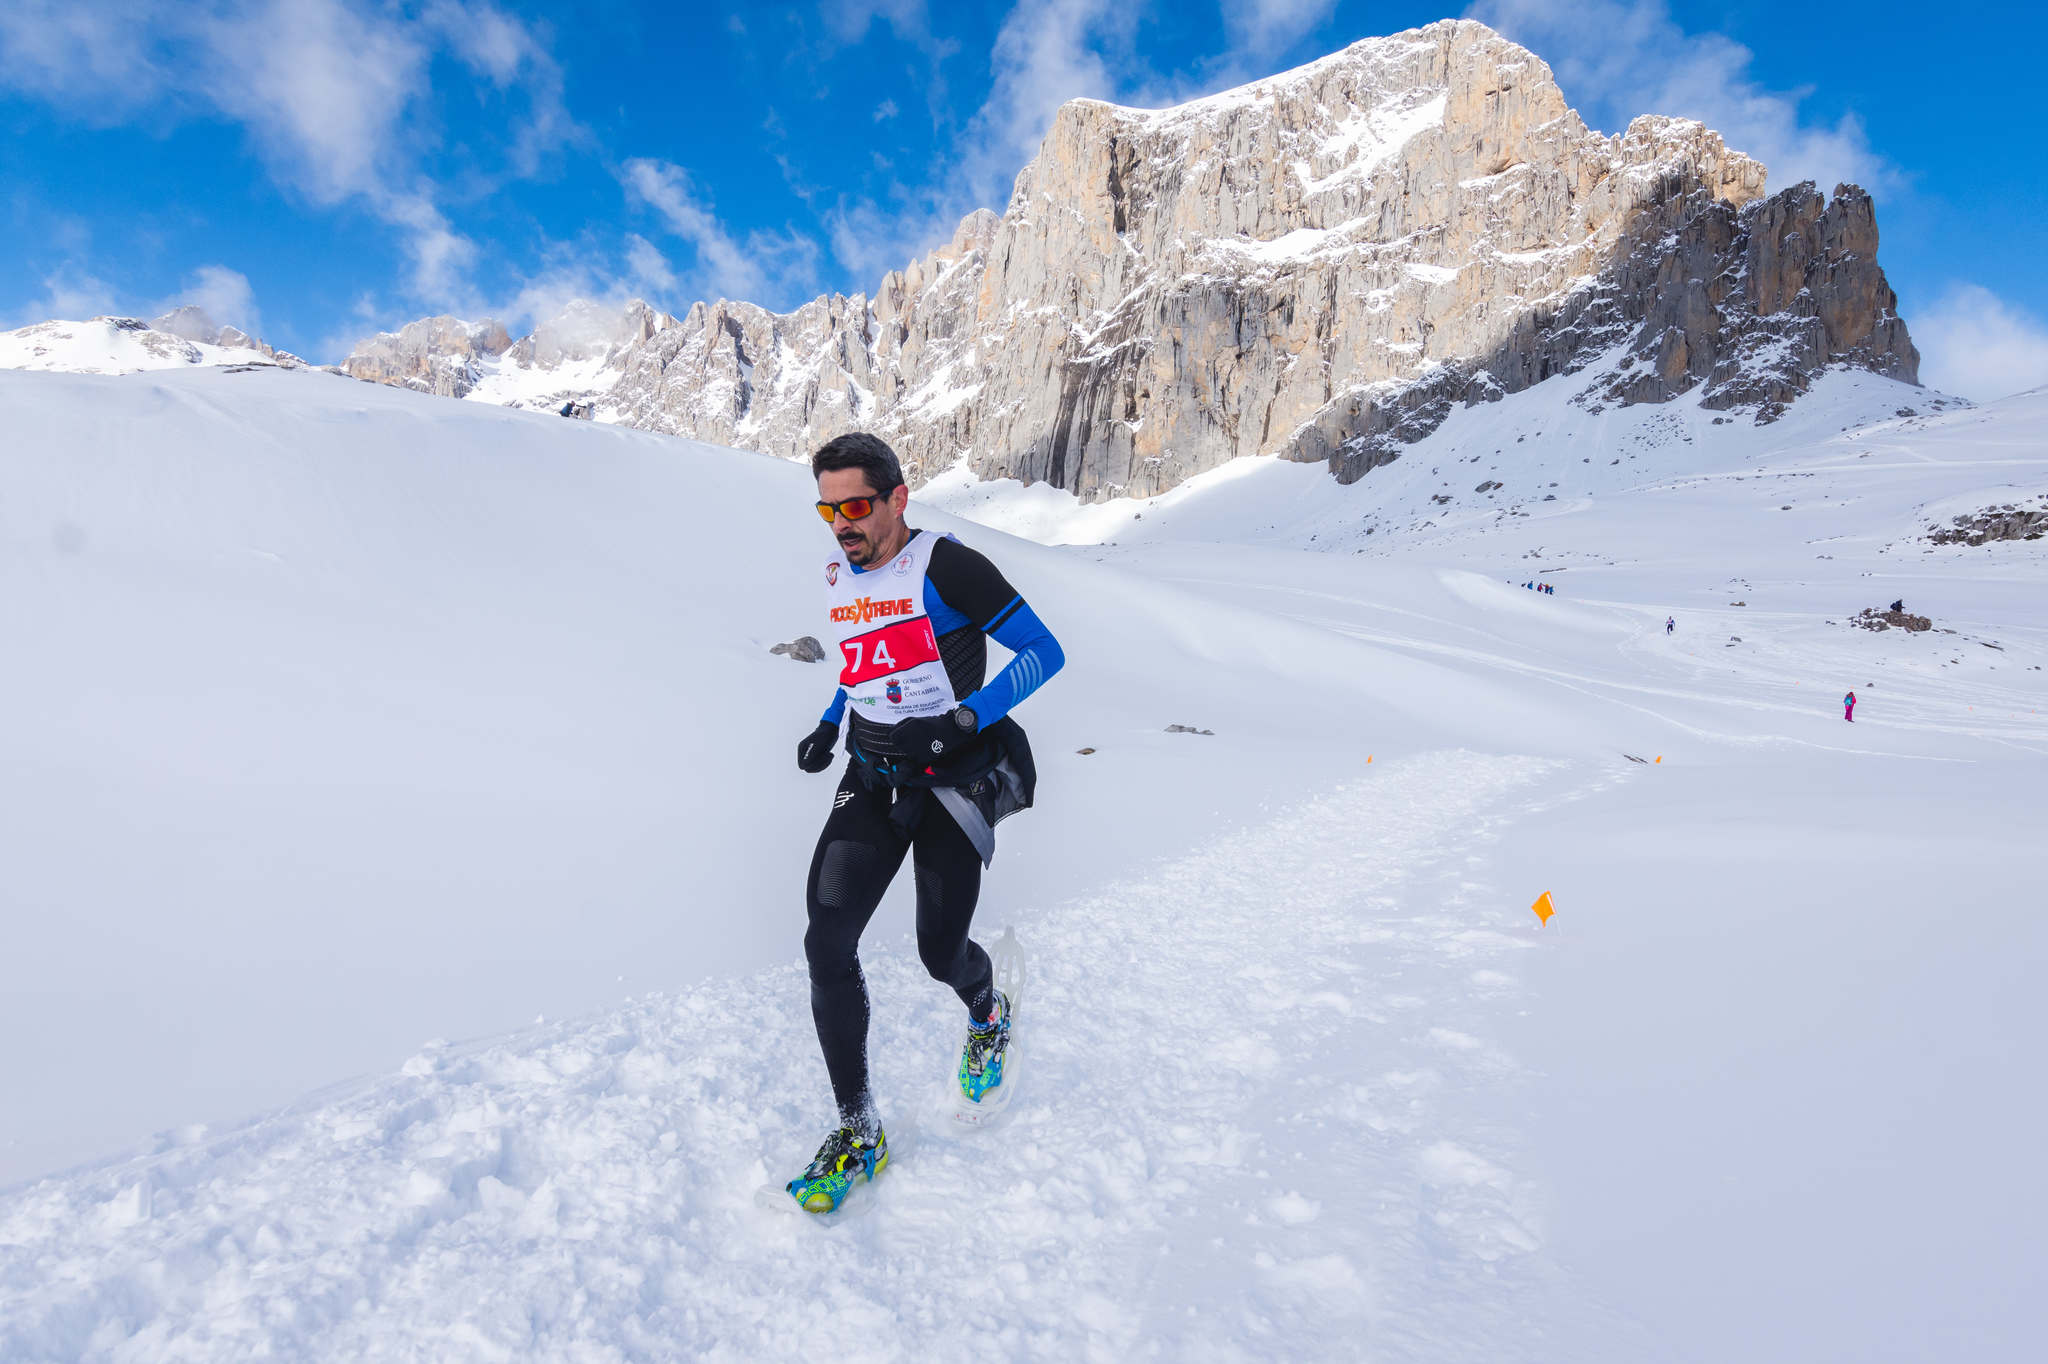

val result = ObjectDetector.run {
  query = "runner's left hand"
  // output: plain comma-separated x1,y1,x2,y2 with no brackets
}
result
894,711,973,761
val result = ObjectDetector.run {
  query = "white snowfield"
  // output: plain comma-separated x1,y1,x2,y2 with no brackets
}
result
2,364,2044,1360
0,317,286,375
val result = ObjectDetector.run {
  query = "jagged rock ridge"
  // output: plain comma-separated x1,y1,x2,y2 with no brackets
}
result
342,18,1917,499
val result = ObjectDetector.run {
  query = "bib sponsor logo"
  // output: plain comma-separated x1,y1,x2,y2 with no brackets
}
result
826,562,839,586
892,552,914,577
885,678,903,704
830,595,916,625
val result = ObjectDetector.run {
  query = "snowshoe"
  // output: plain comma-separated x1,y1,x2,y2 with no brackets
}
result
778,1124,888,1215
958,989,1012,1103
947,926,1028,1129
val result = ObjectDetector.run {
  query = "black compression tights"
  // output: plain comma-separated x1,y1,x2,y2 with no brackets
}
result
804,767,995,1130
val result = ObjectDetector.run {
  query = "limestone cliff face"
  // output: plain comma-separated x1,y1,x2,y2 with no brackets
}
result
344,18,1918,498
339,317,514,398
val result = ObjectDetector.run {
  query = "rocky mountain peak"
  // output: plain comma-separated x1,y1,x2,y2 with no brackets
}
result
146,304,275,358
341,18,1916,500
338,316,514,398
506,298,677,369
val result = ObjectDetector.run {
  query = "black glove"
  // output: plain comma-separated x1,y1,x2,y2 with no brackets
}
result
892,707,978,763
796,721,839,773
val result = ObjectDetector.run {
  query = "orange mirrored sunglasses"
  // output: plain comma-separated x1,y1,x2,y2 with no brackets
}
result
816,494,883,523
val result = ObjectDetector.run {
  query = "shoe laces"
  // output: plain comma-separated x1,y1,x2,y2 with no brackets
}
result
805,1125,868,1178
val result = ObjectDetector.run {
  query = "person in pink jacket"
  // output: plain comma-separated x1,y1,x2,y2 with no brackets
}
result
1844,691,1856,722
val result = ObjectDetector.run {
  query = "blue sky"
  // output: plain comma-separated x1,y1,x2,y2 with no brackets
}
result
3,1,2043,397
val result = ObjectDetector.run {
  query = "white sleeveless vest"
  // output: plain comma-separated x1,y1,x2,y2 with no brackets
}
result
823,530,960,722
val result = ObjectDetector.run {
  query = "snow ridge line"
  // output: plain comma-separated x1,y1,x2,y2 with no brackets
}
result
0,751,1629,1361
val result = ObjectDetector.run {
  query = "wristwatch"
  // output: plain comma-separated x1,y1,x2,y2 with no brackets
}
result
951,705,979,734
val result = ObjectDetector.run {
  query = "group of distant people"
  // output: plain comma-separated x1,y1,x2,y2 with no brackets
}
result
1522,581,1555,595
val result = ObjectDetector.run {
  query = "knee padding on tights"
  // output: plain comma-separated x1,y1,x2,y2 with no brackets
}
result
806,838,884,977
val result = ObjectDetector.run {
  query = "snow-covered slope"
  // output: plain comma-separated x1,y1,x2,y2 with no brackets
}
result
2,365,2043,1360
0,315,298,375
0,363,1582,1184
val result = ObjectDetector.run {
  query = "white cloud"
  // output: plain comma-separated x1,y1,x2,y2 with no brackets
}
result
1912,285,2048,404
383,195,481,306
621,158,821,309
426,1,578,178
499,266,619,337
194,1,431,206
8,264,119,327
816,0,932,47
0,4,157,97
153,264,261,335
970,0,1143,203
797,0,1149,299
624,235,681,302
1464,0,1890,192
823,195,949,294
0,0,574,311
1220,0,1338,64
874,98,899,122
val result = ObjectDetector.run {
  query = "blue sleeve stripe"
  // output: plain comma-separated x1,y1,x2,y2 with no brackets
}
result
983,595,1024,633
1010,647,1045,702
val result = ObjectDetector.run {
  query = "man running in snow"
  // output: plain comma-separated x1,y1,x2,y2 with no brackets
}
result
782,432,1065,1213
1666,616,1675,635
1844,690,1856,722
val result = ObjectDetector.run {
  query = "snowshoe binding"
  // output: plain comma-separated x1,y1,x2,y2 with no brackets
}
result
958,990,1012,1104
783,1124,888,1215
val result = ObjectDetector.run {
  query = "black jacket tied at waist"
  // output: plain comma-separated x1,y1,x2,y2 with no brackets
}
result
846,714,1037,867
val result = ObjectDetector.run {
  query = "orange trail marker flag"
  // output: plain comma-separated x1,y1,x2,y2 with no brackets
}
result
1532,891,1556,925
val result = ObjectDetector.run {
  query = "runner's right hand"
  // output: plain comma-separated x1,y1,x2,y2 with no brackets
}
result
796,721,839,773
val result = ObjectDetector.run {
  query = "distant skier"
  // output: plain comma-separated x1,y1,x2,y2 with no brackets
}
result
1890,599,1904,613
1666,616,1675,635
1844,690,1856,722
782,432,1064,1213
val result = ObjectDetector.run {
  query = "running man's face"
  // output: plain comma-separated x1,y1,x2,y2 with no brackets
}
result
817,468,910,567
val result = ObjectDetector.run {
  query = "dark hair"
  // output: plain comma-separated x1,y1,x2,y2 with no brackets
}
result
812,432,903,493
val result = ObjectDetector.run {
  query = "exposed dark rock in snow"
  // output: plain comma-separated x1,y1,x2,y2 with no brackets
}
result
1928,499,2048,546
1850,608,1933,633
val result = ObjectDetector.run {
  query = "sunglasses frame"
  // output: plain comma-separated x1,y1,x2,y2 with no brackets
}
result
815,487,897,523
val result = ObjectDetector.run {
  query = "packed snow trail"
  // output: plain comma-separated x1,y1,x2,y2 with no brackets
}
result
0,752,1652,1361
